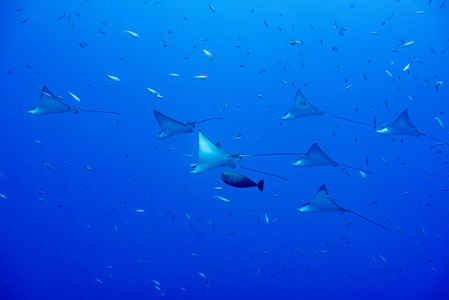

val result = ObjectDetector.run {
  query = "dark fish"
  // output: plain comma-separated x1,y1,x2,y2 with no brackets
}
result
221,172,264,191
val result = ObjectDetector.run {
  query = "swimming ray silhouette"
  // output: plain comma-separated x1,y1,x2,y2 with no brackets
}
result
282,89,371,126
154,109,222,139
190,131,288,180
375,109,447,145
291,143,371,174
27,86,119,115
297,184,389,230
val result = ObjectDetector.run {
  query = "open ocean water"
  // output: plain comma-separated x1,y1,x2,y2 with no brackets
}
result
1,0,448,299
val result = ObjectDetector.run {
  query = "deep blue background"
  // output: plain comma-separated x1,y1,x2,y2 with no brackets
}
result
1,0,448,299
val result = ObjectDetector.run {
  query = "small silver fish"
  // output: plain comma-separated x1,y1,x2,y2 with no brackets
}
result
341,83,352,91
68,92,81,102
435,116,444,128
209,2,215,12
403,60,412,71
385,70,395,81
123,29,140,38
202,49,214,60
106,74,120,81
400,41,414,48
359,171,367,179
213,195,230,203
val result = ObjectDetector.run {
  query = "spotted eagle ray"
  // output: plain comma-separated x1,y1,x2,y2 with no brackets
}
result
153,109,222,139
297,184,389,230
27,86,119,115
191,131,293,180
282,89,371,126
291,143,371,174
375,109,447,145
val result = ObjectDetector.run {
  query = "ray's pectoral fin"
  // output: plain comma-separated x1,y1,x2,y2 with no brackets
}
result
191,131,237,174
28,86,77,115
282,89,323,120
154,109,193,139
292,143,336,167
297,184,388,230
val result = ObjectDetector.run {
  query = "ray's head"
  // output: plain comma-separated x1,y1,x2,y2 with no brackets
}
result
281,111,295,120
375,126,391,135
291,158,306,167
158,131,168,139
230,153,243,161
27,107,40,115
296,203,312,213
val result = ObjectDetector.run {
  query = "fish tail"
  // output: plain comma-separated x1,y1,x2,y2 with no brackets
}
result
258,180,264,192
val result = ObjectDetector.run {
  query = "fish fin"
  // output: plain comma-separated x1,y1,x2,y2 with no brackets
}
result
258,180,264,192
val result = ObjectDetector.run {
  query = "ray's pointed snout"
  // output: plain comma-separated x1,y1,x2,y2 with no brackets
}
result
374,128,388,135
281,112,294,120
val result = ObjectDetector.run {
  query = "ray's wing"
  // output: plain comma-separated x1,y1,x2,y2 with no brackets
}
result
282,89,323,119
291,89,323,116
30,86,75,114
293,143,336,167
307,184,341,213
387,109,420,136
191,131,235,173
154,110,192,139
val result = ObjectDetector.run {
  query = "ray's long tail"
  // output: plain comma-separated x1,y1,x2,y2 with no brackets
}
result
421,133,448,146
240,153,306,157
193,117,223,124
344,209,389,231
78,107,120,115
339,164,372,174
327,113,372,126
237,165,288,180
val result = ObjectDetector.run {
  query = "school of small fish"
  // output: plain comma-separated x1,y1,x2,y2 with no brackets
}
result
2,0,448,298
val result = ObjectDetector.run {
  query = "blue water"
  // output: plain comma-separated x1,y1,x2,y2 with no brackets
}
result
1,0,448,299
